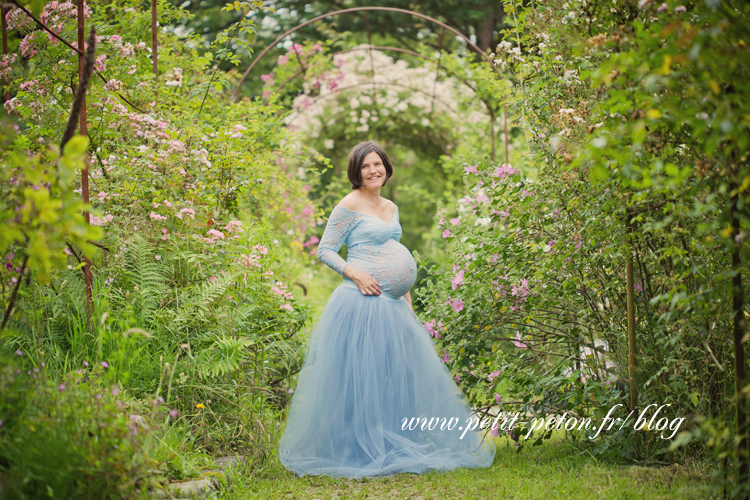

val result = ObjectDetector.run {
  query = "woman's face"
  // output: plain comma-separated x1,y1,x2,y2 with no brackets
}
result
361,151,386,189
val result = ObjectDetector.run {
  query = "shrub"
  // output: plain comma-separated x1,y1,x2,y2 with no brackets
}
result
1,0,315,464
0,361,161,499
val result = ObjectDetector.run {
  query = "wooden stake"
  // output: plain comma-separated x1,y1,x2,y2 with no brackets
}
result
77,0,93,315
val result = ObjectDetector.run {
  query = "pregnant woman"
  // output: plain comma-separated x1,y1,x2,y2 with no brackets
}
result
278,141,496,478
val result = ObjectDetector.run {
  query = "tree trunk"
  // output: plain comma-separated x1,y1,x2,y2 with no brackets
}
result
477,14,495,52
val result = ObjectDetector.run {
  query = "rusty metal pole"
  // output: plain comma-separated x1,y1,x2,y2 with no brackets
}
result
77,0,93,315
625,208,639,458
2,5,9,102
729,179,749,485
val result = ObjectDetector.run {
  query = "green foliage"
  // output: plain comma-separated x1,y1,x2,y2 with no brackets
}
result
216,432,712,499
258,39,502,260
5,224,309,450
0,128,102,283
173,0,508,99
196,335,255,378
417,2,750,491
0,0,316,478
0,363,161,499
3,0,746,493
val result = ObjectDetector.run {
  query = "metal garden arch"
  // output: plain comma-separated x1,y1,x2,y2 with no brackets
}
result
235,7,506,160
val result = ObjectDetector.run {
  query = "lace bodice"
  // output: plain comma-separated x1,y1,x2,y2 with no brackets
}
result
317,205,417,298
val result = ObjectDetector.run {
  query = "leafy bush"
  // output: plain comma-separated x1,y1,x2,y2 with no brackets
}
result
1,0,316,471
417,1,750,486
0,361,161,499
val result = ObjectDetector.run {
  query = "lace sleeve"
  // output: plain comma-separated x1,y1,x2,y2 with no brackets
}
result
393,209,403,242
317,205,359,275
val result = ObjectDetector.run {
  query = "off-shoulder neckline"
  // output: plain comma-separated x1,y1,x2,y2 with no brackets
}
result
335,205,399,226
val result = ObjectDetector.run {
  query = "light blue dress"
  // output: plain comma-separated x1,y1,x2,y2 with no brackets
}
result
278,204,496,478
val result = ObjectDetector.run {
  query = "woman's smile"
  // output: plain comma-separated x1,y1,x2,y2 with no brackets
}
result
362,151,386,187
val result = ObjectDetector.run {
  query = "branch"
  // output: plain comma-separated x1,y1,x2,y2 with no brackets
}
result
60,25,96,152
90,241,111,252
293,281,307,296
8,1,147,114
65,242,82,263
1,255,28,331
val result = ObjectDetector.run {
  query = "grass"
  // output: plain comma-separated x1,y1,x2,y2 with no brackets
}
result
218,433,714,500
212,270,716,499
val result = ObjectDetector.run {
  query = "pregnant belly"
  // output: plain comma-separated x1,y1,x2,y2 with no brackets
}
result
348,241,417,298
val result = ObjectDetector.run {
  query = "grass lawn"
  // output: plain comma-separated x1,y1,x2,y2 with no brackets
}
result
218,433,714,499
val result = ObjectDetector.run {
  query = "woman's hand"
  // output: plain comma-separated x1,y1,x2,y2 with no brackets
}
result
344,266,381,296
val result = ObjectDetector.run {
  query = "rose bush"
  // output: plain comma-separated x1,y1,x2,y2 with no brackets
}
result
0,0,322,473
418,4,750,491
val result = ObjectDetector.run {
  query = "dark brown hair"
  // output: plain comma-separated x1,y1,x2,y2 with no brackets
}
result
346,141,394,190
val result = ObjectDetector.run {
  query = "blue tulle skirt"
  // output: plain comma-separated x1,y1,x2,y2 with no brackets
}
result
278,280,496,478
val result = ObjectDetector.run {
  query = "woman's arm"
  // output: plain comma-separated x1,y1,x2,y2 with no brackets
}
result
317,205,381,295
317,205,357,275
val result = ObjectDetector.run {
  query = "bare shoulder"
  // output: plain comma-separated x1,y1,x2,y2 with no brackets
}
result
337,192,362,210
336,194,396,216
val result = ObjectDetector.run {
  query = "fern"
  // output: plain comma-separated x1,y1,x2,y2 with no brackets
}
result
195,335,255,379
172,270,240,328
39,270,88,349
121,236,168,326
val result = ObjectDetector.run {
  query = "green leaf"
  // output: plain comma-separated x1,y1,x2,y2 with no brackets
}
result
589,163,608,183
